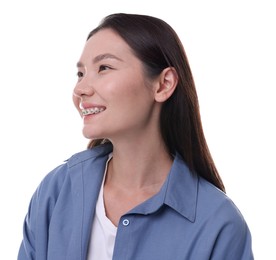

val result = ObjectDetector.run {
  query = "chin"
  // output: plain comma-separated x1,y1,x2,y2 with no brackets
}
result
82,128,104,140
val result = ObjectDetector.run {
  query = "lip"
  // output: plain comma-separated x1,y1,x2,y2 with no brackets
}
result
80,102,105,110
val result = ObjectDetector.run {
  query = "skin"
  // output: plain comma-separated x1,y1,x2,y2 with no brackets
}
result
73,29,178,226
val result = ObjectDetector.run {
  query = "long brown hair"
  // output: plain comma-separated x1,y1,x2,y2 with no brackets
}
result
86,13,225,192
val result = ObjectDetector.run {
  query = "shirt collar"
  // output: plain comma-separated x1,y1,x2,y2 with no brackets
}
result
128,153,198,223
164,154,198,222
67,144,198,223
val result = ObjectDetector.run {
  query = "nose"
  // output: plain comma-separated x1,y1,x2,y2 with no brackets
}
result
73,77,95,98
73,76,95,111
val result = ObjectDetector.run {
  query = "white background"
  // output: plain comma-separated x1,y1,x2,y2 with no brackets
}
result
0,0,275,259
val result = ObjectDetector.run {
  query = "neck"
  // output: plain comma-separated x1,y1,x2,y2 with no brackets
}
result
106,137,172,190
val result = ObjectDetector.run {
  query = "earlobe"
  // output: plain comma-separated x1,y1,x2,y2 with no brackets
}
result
154,67,178,103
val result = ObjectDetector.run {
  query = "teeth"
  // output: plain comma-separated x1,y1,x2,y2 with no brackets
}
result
81,107,105,116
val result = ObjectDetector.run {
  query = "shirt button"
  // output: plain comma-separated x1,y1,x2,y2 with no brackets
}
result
122,219,130,226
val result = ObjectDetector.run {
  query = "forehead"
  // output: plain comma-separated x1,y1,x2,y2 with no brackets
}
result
80,29,133,61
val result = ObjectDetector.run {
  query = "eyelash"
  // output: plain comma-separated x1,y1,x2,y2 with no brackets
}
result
98,65,111,72
76,65,112,79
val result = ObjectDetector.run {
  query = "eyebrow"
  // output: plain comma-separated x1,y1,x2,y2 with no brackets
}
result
76,53,123,68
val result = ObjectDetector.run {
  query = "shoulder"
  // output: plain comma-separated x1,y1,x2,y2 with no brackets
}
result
197,177,250,235
36,143,113,199
196,178,253,258
26,143,113,226
66,142,113,168
197,177,243,219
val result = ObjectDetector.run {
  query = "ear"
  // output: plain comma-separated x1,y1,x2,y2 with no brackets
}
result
154,67,178,103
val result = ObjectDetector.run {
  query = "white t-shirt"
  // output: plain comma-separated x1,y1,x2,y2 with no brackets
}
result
87,155,117,260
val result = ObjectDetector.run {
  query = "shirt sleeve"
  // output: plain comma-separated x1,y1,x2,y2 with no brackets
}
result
18,194,37,260
17,163,67,260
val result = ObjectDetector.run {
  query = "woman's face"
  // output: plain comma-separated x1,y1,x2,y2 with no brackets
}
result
73,29,160,142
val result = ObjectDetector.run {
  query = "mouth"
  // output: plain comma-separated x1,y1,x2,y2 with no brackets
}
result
81,107,105,116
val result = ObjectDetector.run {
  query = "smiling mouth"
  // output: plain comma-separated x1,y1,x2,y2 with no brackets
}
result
81,107,105,116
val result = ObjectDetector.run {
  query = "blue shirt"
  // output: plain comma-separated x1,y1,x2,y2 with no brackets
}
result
18,143,254,259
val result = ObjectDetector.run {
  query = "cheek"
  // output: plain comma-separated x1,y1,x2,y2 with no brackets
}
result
103,71,154,107
111,88,145,108
115,88,154,118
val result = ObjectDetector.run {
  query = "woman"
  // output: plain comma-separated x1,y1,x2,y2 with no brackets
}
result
18,13,253,259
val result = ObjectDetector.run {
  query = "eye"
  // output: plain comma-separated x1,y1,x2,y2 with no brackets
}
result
98,65,111,72
77,71,84,78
